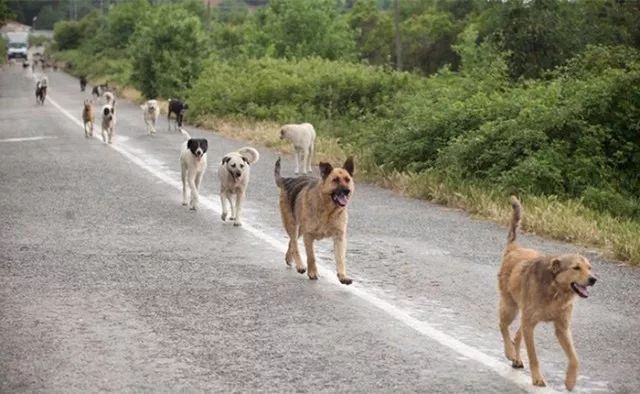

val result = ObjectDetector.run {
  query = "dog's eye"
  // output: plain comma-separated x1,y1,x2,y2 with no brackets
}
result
240,164,244,169
343,176,351,183
332,178,340,183
573,266,581,271
231,163,236,168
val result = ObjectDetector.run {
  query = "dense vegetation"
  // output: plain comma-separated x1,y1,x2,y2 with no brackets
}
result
48,0,640,261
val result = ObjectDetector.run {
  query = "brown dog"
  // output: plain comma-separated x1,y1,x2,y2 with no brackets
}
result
274,156,355,285
82,99,95,138
498,196,597,390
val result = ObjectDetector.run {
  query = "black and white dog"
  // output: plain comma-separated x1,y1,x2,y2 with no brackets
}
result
179,128,208,210
168,99,188,131
35,76,48,105
80,75,87,92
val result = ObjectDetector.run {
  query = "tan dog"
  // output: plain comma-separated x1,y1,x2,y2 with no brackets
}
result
274,156,354,285
218,146,260,226
498,196,597,390
82,99,95,138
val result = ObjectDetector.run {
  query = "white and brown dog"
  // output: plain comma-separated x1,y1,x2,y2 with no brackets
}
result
140,99,159,135
82,99,95,138
101,102,116,144
217,147,260,226
180,128,208,210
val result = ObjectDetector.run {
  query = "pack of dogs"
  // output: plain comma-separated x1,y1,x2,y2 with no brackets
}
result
62,75,600,391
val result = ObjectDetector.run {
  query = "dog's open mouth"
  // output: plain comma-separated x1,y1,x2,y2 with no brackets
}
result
331,189,350,207
571,282,591,298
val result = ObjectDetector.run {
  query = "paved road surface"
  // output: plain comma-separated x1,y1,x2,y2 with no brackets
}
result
1,65,639,393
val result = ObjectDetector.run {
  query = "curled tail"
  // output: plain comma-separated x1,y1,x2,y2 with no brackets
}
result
274,157,284,188
507,195,522,244
179,127,191,140
238,146,260,165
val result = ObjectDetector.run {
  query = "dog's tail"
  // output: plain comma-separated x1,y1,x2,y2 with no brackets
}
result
274,157,284,188
507,195,522,244
179,127,191,140
238,147,260,165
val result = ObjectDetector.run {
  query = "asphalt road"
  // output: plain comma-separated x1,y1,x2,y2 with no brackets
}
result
1,64,639,393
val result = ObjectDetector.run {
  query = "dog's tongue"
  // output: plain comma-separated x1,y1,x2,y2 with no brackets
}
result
335,194,349,207
572,283,589,298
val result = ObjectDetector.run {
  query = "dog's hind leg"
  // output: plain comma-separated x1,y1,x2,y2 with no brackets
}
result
554,318,578,390
305,142,314,174
333,235,352,285
303,235,318,280
499,298,522,367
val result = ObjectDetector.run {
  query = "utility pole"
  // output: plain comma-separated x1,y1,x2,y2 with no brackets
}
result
394,0,402,71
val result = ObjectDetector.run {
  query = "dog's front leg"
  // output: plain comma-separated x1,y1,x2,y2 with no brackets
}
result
333,235,352,285
220,192,229,221
294,148,301,174
303,234,318,280
101,126,107,143
233,191,245,226
181,168,189,206
522,319,545,387
554,319,579,390
188,174,199,210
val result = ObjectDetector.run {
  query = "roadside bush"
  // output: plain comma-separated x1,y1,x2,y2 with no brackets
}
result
0,37,7,64
188,56,413,128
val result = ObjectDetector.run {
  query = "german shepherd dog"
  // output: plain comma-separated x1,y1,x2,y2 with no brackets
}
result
498,196,597,390
274,157,355,285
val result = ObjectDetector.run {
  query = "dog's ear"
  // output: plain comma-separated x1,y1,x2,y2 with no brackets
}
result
343,156,354,176
550,258,563,274
187,139,196,152
319,162,333,179
222,156,230,165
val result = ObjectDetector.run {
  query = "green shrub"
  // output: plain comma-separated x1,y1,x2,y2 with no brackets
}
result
53,20,84,50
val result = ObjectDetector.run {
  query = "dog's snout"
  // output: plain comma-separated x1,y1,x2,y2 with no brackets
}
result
588,276,597,286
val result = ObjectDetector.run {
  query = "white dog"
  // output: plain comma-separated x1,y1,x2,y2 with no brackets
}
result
180,128,208,210
217,147,260,226
280,123,316,174
101,102,116,144
140,99,159,135
103,91,115,106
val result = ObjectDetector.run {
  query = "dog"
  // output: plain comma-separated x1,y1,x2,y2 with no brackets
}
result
80,75,87,92
140,99,159,135
103,91,115,106
168,99,188,131
218,147,260,226
279,123,316,174
82,99,95,138
179,128,208,210
498,196,597,390
35,76,48,105
101,102,116,144
274,156,355,285
92,83,108,99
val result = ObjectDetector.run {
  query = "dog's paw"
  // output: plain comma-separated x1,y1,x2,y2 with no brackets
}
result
338,274,353,285
220,213,226,221
565,370,577,391
308,271,318,280
233,221,242,227
189,206,197,211
296,267,306,274
182,202,188,206
532,377,546,387
511,360,524,369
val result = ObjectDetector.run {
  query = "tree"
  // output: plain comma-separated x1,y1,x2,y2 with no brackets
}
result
105,0,150,49
129,5,206,98
255,0,357,60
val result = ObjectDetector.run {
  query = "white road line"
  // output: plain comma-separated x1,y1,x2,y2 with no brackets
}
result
0,136,57,143
45,94,558,393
